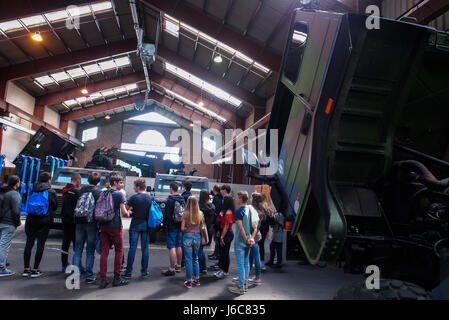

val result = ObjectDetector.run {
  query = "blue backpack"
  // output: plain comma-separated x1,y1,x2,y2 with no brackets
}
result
26,190,49,216
148,200,163,228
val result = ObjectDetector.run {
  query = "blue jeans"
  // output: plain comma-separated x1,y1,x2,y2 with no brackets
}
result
0,224,16,270
73,224,97,279
126,222,150,276
234,244,250,289
249,243,261,277
166,228,183,249
198,245,206,272
270,241,283,264
183,233,201,281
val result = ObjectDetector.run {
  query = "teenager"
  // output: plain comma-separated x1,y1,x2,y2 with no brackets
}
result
266,211,285,268
181,181,192,203
214,195,235,279
73,171,102,284
229,191,254,295
99,174,131,289
23,172,58,278
60,173,81,272
198,189,215,274
258,193,274,271
209,185,223,261
181,196,203,288
124,179,153,279
0,175,21,277
161,181,185,276
248,193,264,285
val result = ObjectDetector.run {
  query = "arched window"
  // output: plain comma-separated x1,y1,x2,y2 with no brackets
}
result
136,130,166,146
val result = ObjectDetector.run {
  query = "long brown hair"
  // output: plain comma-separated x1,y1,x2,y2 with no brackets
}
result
199,189,210,205
251,193,265,219
260,192,274,218
185,196,203,225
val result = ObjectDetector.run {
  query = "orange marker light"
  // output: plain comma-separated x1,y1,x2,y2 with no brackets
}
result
325,98,334,115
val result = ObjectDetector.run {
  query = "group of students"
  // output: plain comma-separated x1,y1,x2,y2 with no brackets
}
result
162,182,285,295
0,171,285,295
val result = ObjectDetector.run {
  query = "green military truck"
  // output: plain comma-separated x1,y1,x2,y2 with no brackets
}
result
241,7,449,299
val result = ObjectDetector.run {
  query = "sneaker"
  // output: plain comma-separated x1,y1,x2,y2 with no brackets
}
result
86,277,97,284
248,277,262,285
175,265,182,273
228,286,245,295
120,265,127,273
30,270,42,278
184,281,193,289
193,279,200,286
261,265,267,271
215,271,229,279
22,269,31,277
141,273,150,279
162,269,176,276
99,280,109,289
0,269,15,277
112,278,130,287
232,277,239,283
122,273,132,280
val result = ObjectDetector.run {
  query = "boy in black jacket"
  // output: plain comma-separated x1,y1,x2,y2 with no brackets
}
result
60,173,81,272
23,172,58,278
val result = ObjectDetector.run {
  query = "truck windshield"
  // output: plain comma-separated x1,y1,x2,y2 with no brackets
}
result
53,171,109,186
155,179,208,193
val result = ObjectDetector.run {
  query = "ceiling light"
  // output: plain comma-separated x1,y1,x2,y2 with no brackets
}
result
198,101,204,107
81,88,89,95
213,55,223,63
105,115,111,120
31,32,43,42
189,123,194,127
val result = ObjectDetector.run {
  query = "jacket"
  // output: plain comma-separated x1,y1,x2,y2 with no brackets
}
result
26,183,58,225
0,188,21,227
212,193,223,215
199,202,215,230
61,183,80,222
163,194,185,230
272,212,284,243
181,190,192,203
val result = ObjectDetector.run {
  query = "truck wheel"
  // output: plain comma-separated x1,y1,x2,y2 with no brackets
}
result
334,279,432,300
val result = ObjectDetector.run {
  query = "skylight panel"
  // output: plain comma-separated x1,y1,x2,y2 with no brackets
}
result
129,112,177,125
99,60,116,71
0,20,22,32
51,72,70,82
64,99,78,106
91,1,113,13
181,23,199,35
199,32,217,45
165,16,179,37
114,87,127,94
89,92,103,100
67,67,86,78
45,10,68,22
83,63,101,75
228,96,242,107
20,15,46,27
235,51,253,64
67,5,92,17
101,89,115,97
34,75,55,86
115,56,130,67
125,84,138,91
254,62,270,74
76,97,88,103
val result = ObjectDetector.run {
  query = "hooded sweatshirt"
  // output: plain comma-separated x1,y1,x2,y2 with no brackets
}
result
61,183,80,222
26,182,58,225
0,187,21,227
164,194,185,230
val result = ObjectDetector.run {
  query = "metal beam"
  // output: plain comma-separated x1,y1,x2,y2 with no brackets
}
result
36,73,146,106
264,0,297,48
0,39,137,81
244,1,263,37
141,0,281,72
409,0,449,25
335,0,358,12
157,46,266,107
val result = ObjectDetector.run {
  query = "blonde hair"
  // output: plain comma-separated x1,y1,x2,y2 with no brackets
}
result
185,196,203,225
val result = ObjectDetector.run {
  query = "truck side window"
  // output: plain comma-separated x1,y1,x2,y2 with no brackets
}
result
284,22,309,84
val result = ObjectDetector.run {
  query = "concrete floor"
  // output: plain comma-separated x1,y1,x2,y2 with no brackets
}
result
0,218,362,300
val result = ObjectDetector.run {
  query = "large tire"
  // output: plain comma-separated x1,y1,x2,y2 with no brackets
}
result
334,279,432,300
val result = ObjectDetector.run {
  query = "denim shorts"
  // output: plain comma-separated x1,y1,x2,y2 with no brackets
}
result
166,228,183,249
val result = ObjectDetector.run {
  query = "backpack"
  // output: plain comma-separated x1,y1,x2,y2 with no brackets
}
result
74,192,96,224
26,190,49,216
248,205,261,243
172,199,185,223
148,200,163,228
94,189,115,222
